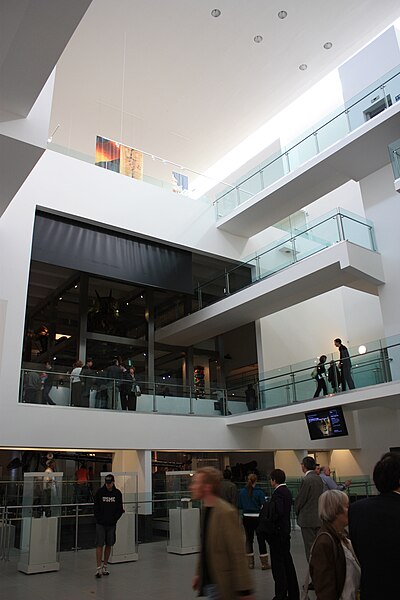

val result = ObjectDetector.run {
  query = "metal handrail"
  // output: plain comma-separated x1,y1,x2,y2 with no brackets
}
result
215,69,400,204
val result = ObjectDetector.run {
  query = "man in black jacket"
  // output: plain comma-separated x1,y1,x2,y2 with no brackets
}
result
94,473,124,578
349,452,400,600
267,469,299,600
334,338,355,390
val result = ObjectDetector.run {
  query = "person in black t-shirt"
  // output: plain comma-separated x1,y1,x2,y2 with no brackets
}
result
93,474,124,578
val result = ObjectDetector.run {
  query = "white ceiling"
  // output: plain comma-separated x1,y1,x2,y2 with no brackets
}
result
50,0,400,182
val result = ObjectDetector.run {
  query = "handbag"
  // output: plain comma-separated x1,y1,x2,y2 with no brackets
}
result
135,384,141,396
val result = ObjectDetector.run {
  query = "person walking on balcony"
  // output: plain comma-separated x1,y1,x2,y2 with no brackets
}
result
327,360,341,393
120,366,137,411
245,384,257,411
313,355,328,398
80,357,94,408
41,361,56,405
334,338,355,391
94,474,124,578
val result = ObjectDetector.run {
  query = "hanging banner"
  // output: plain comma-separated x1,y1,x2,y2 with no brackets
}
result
120,145,143,180
96,136,143,180
172,171,189,194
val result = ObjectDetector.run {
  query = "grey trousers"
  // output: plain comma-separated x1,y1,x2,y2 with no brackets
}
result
301,527,320,562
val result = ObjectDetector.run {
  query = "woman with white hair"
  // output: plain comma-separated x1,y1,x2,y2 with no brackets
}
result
307,490,360,599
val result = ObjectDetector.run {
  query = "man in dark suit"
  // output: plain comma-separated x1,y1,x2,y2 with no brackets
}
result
349,452,400,600
294,456,323,561
334,338,355,390
267,469,299,600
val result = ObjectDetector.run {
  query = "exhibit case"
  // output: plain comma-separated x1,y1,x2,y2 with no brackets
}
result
100,472,138,563
166,471,200,555
18,471,63,574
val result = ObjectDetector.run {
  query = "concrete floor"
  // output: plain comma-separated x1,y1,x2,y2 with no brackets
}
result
0,531,311,600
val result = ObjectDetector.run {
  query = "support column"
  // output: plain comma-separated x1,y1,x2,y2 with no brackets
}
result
78,273,89,363
145,291,154,386
112,450,153,542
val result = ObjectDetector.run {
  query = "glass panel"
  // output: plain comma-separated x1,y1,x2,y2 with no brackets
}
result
341,214,374,249
153,382,191,415
388,139,400,180
287,132,317,171
198,274,229,308
316,111,350,152
258,238,296,279
260,153,288,186
227,260,256,292
216,188,239,219
294,215,339,261
259,373,294,409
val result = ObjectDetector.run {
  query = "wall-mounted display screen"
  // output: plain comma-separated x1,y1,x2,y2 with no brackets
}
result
305,406,348,440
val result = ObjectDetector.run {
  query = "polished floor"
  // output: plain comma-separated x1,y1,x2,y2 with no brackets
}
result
1,531,312,600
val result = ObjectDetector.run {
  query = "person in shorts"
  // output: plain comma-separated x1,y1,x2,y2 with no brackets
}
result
94,473,124,578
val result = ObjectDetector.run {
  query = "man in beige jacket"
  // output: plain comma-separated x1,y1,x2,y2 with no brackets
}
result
191,467,254,600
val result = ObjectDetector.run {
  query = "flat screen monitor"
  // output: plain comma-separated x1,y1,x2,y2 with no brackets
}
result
305,405,348,440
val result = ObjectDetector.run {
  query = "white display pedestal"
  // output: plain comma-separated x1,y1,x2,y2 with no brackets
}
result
109,511,138,563
167,507,200,555
18,517,60,574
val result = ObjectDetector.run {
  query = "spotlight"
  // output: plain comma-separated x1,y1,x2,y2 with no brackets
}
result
211,8,221,17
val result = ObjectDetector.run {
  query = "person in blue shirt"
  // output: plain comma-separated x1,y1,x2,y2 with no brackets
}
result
238,473,270,570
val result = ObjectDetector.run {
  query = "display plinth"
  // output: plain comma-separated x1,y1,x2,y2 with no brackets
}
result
109,511,138,563
167,507,200,554
18,471,63,574
18,517,60,573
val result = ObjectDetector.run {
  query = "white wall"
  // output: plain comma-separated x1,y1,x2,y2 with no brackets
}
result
360,164,400,337
0,70,56,149
256,288,384,373
339,26,400,102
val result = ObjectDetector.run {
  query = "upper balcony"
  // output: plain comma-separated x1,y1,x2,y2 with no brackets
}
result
215,69,400,237
156,209,384,346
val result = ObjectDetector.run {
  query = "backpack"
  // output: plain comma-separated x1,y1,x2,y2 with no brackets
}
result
257,497,279,538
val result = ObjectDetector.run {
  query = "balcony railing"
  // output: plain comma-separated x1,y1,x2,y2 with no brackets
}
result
194,208,376,311
389,137,400,180
215,67,400,219
19,335,400,417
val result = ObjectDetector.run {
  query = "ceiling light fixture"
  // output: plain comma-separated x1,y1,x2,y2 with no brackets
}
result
323,41,333,50
211,8,221,18
254,35,263,43
278,10,287,19
299,63,308,71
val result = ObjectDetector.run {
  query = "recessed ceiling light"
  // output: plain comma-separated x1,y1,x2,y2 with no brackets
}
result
323,41,333,50
278,10,287,19
299,63,308,71
211,8,221,17
254,35,263,43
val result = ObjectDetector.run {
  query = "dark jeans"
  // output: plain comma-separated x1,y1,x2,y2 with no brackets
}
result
42,386,55,404
269,534,299,600
25,388,40,403
242,516,267,554
120,391,137,411
313,378,327,397
341,367,355,391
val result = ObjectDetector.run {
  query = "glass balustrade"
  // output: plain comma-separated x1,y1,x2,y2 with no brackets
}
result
388,138,400,180
215,68,400,219
19,334,400,417
195,208,376,310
